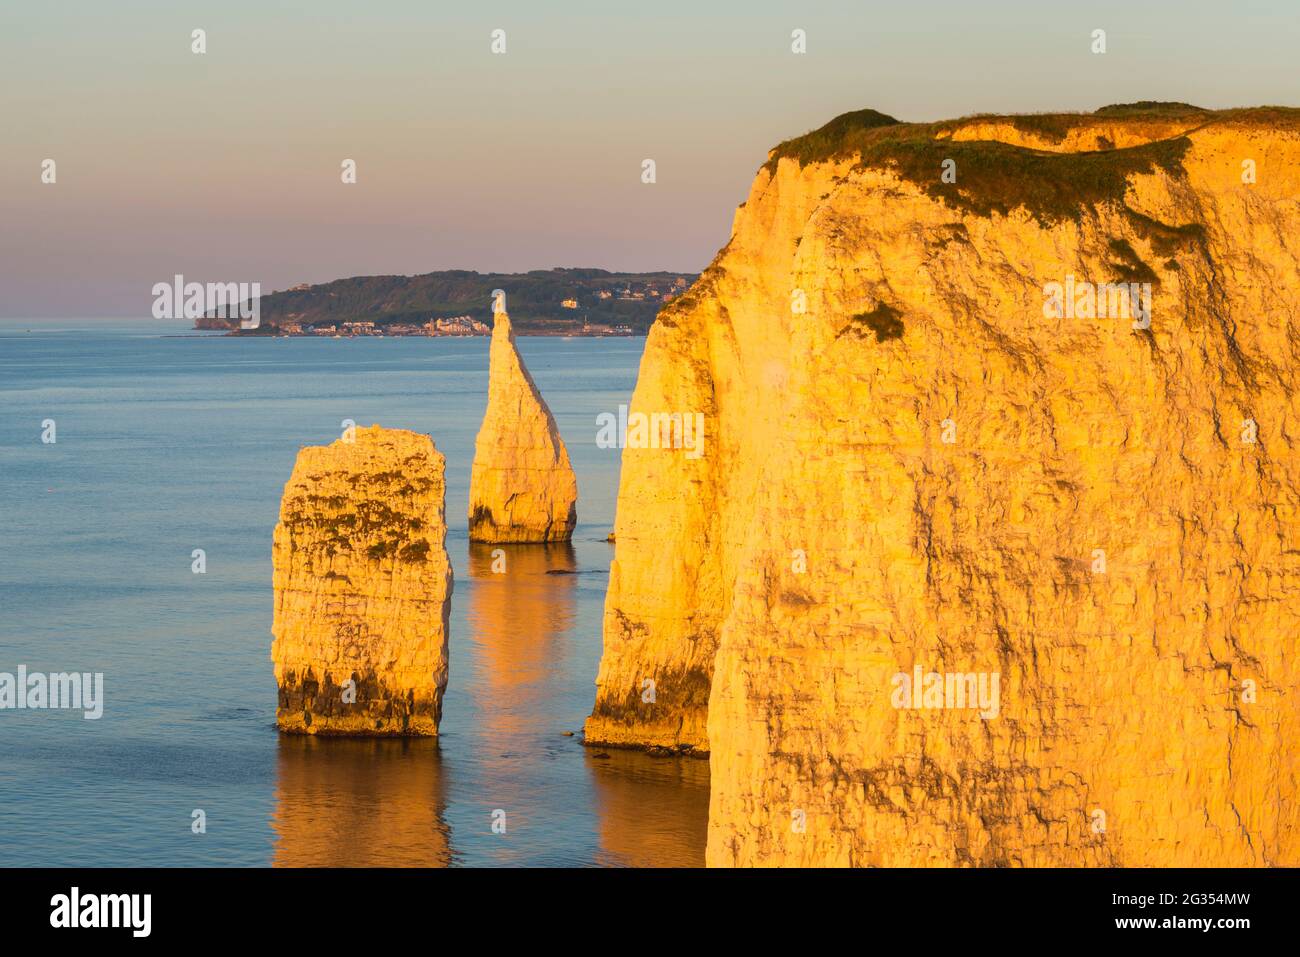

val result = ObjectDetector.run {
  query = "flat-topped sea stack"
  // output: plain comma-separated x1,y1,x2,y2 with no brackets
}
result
468,306,578,543
588,104,1300,865
272,425,453,736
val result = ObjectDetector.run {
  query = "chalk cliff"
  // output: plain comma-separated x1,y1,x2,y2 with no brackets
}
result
272,425,452,736
468,310,578,543
588,105,1300,865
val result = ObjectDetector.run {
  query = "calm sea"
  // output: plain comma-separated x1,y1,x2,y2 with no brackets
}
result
0,318,708,867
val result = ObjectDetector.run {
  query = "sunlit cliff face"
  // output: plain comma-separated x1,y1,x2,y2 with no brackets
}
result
589,105,1300,866
272,426,452,737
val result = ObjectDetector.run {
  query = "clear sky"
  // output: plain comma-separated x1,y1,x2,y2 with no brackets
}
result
2,0,1297,317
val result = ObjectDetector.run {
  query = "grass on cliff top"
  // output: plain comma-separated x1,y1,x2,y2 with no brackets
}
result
769,121,1191,225
962,103,1300,142
762,103,1299,225
993,102,1210,142
767,108,902,167
1093,101,1210,117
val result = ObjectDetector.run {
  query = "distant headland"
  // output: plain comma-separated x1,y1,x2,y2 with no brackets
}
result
199,268,696,337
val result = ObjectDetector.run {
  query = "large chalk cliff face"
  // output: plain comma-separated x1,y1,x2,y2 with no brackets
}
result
590,107,1300,865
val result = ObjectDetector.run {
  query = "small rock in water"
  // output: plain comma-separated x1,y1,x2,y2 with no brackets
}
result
561,730,575,736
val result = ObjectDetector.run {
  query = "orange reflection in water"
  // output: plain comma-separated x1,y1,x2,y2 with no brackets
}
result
461,542,580,860
271,540,709,866
465,542,578,741
272,735,452,867
585,747,710,867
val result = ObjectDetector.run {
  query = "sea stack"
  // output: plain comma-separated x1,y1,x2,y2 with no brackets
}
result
271,425,452,736
468,292,578,543
588,105,1300,865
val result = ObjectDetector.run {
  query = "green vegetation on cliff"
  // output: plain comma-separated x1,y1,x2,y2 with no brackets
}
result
764,104,1300,226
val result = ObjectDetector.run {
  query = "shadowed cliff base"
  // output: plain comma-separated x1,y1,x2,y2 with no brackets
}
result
584,658,713,757
591,103,1300,865
276,666,444,736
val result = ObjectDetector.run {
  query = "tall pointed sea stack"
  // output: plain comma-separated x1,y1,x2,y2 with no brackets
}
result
272,425,452,736
468,293,578,542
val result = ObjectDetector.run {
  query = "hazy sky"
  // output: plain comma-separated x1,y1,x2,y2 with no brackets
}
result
2,0,1297,317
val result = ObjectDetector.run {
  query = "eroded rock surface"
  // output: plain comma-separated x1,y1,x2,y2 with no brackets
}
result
272,425,452,736
468,310,578,542
589,106,1300,865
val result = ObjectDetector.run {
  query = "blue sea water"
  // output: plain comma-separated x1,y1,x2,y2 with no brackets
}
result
0,319,708,867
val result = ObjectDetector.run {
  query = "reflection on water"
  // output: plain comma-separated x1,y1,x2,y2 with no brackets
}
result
272,736,452,867
271,541,710,866
586,748,710,867
462,542,580,864
466,542,578,740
